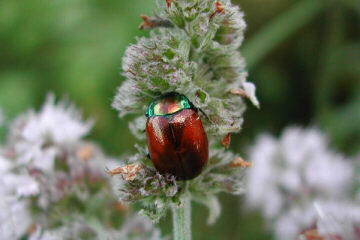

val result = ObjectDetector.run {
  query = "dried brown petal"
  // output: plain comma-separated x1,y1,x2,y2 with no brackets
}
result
166,0,172,8
139,15,154,30
108,163,143,181
210,1,226,19
229,88,248,98
230,157,252,168
221,133,231,148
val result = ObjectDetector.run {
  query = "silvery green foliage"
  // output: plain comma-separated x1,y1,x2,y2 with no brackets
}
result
113,0,258,135
111,0,255,224
246,127,354,240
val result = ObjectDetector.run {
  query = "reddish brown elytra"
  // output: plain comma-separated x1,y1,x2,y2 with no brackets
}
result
145,92,209,180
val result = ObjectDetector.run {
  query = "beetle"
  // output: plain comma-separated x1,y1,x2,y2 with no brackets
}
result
145,92,209,180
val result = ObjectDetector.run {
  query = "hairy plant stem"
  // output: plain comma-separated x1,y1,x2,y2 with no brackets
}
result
172,194,192,240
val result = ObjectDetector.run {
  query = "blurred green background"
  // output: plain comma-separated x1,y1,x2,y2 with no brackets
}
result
0,0,359,239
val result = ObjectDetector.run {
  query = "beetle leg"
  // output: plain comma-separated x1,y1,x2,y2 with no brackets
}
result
146,151,151,159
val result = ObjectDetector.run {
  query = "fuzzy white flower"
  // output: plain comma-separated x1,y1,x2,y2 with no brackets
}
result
275,206,318,240
0,155,39,197
8,94,93,173
0,196,32,240
246,127,354,240
297,201,360,240
315,201,360,240
0,156,35,240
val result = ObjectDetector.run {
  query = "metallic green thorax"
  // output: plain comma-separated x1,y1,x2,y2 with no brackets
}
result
146,93,192,118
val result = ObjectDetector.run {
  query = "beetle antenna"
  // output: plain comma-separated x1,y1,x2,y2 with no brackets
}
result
198,107,211,122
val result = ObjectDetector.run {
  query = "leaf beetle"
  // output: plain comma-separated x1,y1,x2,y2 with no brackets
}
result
145,92,209,180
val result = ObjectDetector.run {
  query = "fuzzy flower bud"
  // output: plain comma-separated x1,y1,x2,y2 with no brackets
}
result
113,0,257,136
111,0,257,224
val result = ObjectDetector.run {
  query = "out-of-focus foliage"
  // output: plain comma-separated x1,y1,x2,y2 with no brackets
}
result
0,0,359,239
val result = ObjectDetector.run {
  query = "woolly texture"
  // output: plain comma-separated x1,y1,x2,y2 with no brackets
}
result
113,0,258,136
111,0,256,224
111,142,249,222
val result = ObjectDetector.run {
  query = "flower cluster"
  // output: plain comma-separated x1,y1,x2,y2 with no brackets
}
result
299,201,360,240
245,127,354,240
0,95,163,240
110,0,256,224
7,94,93,174
5,94,109,209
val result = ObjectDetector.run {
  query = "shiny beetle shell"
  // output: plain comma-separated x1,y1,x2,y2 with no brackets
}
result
145,92,209,180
